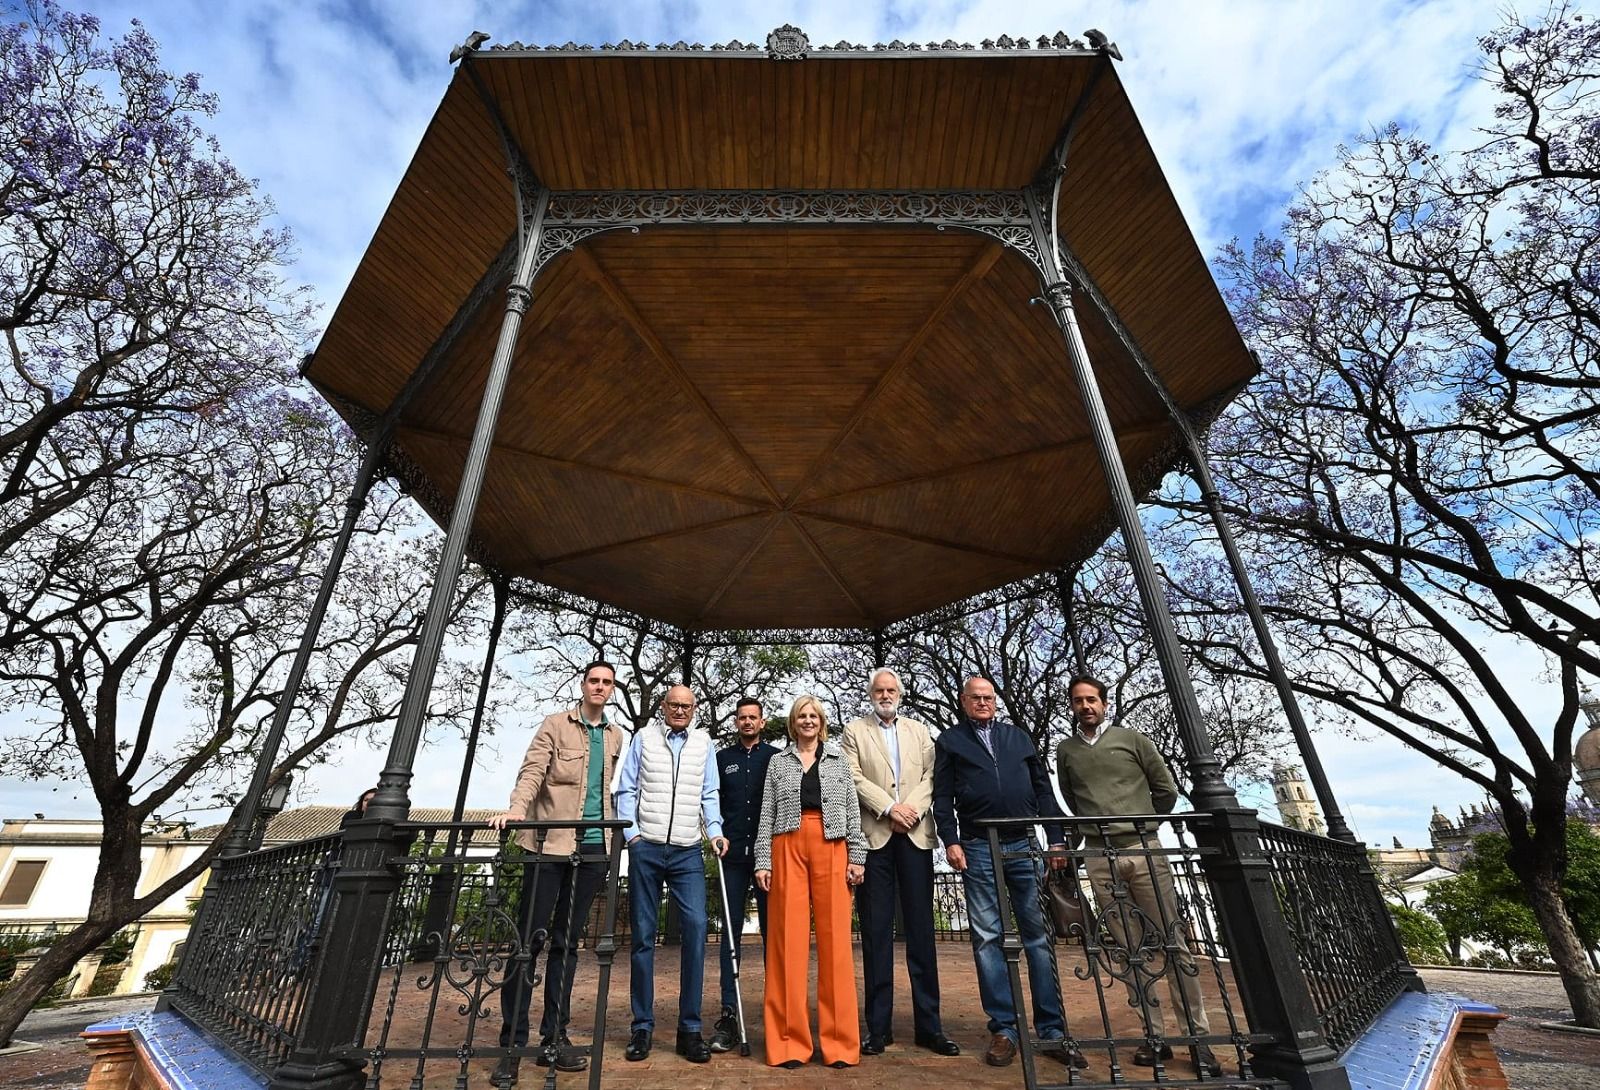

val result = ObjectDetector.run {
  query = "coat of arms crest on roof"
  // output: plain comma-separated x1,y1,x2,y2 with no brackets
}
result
767,24,810,60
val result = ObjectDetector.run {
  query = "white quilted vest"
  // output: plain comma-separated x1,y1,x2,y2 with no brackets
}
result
635,724,710,847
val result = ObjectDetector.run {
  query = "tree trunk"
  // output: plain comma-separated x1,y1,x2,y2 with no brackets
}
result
1523,866,1600,1028
0,917,122,1047
0,814,144,1047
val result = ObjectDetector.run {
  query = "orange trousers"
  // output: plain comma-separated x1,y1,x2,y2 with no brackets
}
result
764,812,861,1067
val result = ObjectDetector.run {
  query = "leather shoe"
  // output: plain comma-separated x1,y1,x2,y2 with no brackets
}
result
1133,1041,1173,1066
913,1032,960,1056
489,1055,519,1085
534,1035,588,1073
861,1033,891,1055
983,1033,1017,1067
675,1031,712,1063
1038,1042,1089,1069
1192,1044,1224,1077
624,1029,652,1062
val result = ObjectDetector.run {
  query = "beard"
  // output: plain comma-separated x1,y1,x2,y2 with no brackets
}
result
875,699,899,719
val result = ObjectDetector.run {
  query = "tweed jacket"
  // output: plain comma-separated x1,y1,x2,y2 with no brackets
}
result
754,741,868,871
840,713,938,851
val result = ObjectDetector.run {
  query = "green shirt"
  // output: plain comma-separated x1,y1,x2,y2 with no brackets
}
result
582,716,606,845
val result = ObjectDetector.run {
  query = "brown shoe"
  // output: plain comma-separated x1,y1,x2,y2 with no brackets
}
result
984,1034,1017,1067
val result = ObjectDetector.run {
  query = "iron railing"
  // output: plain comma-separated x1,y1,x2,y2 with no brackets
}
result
166,832,343,1070
978,814,1271,1090
1255,820,1411,1051
341,820,627,1090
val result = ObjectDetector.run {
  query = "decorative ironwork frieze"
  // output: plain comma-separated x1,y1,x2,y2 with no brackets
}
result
532,188,1050,279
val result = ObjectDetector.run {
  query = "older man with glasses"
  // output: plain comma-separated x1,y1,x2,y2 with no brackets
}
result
932,676,1083,1071
615,685,729,1064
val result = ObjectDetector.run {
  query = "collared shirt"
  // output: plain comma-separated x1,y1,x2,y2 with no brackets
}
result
1077,724,1104,747
717,739,778,856
972,717,996,757
877,715,903,799
614,726,725,841
581,713,606,843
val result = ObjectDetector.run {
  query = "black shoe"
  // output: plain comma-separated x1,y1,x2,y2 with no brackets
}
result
675,1031,712,1063
625,1029,653,1062
1039,1042,1089,1069
1193,1044,1224,1077
533,1035,589,1073
710,1006,738,1052
1133,1041,1174,1066
861,1033,890,1055
829,1060,853,1068
489,1055,519,1085
779,1059,804,1069
913,1032,960,1056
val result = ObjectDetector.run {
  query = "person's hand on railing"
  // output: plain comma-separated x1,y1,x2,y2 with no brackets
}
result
485,812,520,831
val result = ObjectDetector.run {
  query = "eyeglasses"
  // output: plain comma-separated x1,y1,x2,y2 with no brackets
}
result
665,701,695,712
966,695,996,703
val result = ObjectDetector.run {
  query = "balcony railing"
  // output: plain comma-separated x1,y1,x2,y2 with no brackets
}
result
165,832,343,1070
1255,820,1412,1051
164,810,1414,1088
340,819,627,1090
977,814,1268,1090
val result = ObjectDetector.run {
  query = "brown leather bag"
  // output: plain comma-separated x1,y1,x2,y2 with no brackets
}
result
1043,866,1088,942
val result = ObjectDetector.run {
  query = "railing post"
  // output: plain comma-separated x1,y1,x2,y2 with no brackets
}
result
1021,191,1350,1090
266,818,411,1090
1194,809,1350,1088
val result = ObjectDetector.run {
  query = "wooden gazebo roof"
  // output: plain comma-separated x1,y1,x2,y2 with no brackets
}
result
306,29,1254,633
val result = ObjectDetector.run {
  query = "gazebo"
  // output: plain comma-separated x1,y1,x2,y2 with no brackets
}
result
154,25,1418,1090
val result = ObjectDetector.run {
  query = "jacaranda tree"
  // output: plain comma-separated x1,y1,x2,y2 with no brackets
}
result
1169,3,1600,1024
0,5,480,1042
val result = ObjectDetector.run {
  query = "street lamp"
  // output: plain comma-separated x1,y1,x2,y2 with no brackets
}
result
250,772,294,849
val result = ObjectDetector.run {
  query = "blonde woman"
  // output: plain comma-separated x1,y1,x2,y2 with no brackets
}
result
755,695,867,1068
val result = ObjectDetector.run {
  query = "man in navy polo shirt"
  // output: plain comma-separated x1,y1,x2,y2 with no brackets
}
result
709,697,777,1052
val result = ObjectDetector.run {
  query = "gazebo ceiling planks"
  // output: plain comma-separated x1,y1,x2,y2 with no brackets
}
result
307,30,1255,632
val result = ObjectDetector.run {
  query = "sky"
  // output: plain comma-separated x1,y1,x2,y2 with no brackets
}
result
2,0,1565,849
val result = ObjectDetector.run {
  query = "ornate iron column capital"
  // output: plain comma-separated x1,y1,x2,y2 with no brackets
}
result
1040,279,1074,310
505,283,531,314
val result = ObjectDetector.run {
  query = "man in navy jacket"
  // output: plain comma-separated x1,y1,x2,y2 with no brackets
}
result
932,676,1082,1070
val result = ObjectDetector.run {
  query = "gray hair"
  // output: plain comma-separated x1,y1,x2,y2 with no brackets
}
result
868,667,903,695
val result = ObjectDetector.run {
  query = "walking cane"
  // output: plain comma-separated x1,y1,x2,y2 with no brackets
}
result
716,861,752,1056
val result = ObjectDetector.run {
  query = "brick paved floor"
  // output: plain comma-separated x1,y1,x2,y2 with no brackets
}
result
361,941,1249,1089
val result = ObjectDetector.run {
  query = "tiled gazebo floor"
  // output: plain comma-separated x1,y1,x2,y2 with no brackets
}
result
360,941,1249,1089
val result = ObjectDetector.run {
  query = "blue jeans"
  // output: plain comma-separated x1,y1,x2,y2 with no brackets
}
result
628,839,709,1033
961,836,1064,1043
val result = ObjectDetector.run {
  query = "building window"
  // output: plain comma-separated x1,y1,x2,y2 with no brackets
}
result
0,860,47,907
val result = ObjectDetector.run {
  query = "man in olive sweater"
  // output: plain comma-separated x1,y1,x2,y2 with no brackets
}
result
1055,676,1221,1077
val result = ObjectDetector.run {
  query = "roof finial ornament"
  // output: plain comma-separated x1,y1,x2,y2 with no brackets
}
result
1083,28,1122,61
450,30,490,64
767,24,810,60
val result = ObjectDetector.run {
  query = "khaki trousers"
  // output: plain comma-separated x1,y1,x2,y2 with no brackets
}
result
1085,852,1210,1035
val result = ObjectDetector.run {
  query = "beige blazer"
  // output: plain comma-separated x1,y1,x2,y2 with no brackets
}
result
840,713,937,851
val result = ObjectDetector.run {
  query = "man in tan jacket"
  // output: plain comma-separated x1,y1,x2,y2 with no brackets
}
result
486,661,624,1082
841,667,959,1057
